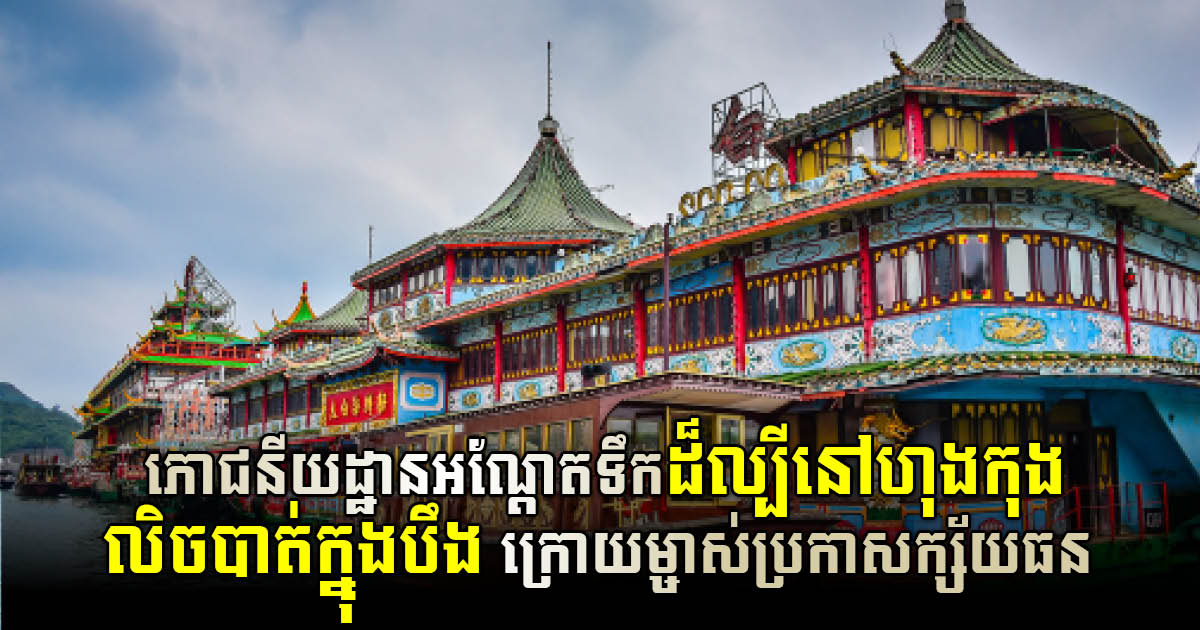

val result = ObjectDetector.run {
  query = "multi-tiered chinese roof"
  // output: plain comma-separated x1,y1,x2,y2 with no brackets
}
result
766,0,1173,171
352,114,635,288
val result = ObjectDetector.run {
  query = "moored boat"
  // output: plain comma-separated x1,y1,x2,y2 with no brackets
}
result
14,455,66,497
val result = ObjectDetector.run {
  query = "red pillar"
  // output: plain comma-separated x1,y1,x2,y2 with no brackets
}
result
634,284,647,377
732,256,747,374
1006,120,1017,155
444,251,456,307
1116,221,1133,354
400,271,408,305
366,280,374,314
903,92,925,164
556,303,567,389
787,144,798,184
494,318,504,402
859,225,875,359
1049,115,1062,156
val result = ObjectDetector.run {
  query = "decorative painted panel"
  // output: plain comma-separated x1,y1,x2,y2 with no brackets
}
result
500,375,558,404
455,319,493,346
286,415,306,433
746,327,864,377
746,230,858,277
401,372,444,412
567,287,634,318
505,310,554,335
646,262,733,302
451,284,512,305
668,346,736,376
871,307,1128,362
448,386,494,412
405,292,446,320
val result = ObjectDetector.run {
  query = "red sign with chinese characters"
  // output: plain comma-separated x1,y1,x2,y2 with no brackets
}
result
324,379,395,426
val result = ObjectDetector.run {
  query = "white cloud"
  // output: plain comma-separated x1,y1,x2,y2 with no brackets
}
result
2,0,1198,409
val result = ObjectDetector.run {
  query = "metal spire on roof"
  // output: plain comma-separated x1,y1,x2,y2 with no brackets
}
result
539,40,559,137
945,0,966,22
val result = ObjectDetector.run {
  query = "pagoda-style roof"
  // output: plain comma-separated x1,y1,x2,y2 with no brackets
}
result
908,8,1040,82
263,285,365,342
352,116,635,286
765,0,1170,169
214,334,456,392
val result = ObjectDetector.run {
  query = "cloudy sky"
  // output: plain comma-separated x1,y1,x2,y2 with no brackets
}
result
1,0,1197,412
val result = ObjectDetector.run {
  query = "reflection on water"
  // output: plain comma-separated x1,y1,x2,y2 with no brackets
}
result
2,489,135,587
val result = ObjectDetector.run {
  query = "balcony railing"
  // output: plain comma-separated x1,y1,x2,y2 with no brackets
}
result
140,341,262,362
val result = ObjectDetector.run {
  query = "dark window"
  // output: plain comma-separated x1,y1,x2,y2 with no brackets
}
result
931,241,955,299
960,236,990,293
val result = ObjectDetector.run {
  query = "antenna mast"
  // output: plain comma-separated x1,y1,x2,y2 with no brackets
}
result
546,41,552,118
368,225,374,263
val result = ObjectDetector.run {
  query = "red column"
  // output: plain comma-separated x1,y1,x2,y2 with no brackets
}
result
1049,116,1062,157
494,318,504,402
787,144,798,184
1006,120,1017,154
556,303,567,390
903,92,925,164
366,280,374,314
1116,221,1133,354
732,256,747,374
633,285,647,377
858,225,875,359
444,251,456,307
400,271,408,305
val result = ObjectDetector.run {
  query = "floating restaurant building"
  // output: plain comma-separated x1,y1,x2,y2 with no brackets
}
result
75,257,262,492
91,2,1200,535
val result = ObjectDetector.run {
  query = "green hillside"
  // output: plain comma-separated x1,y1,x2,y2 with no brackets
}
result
0,382,81,456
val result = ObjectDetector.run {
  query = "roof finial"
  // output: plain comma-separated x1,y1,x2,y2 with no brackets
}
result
539,40,559,137
945,0,966,22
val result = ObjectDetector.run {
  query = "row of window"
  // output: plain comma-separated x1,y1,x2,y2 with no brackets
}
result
795,108,1005,182
475,419,592,455
568,309,636,367
501,326,557,380
455,250,562,284
874,233,1125,315
229,387,311,424
746,258,860,339
647,287,735,353
453,340,495,386
1127,253,1200,327
372,260,447,307
446,232,1200,387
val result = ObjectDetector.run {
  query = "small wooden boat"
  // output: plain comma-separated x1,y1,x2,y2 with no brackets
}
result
14,455,66,497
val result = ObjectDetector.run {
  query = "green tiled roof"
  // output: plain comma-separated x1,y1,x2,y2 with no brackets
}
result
909,15,1039,82
456,122,636,239
352,118,635,283
267,289,364,341
308,289,365,332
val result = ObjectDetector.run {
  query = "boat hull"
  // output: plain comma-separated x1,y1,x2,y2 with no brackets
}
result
14,482,66,497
